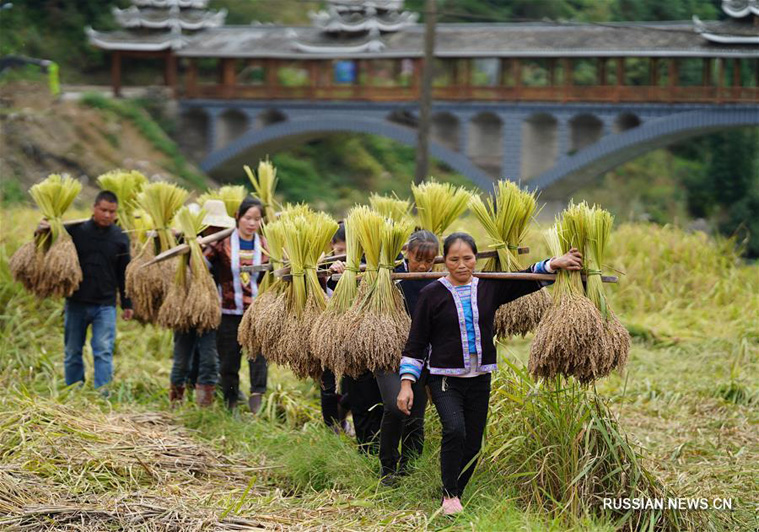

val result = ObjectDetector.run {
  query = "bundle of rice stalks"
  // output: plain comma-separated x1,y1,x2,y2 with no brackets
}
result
529,206,610,385
310,207,364,376
584,205,630,375
125,182,188,323
412,178,470,240
244,159,279,223
9,174,82,298
96,169,148,233
342,214,414,375
132,208,153,244
238,219,288,357
369,193,413,224
197,185,247,217
157,207,220,332
263,212,337,380
469,180,551,337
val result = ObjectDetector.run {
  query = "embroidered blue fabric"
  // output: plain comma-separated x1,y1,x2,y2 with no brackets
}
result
454,284,478,354
239,237,255,250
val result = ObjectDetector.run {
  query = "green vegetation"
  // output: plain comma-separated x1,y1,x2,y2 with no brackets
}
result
1,206,757,530
80,93,206,189
269,134,471,213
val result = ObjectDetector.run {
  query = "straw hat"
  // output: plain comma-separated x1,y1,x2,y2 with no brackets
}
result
202,199,236,228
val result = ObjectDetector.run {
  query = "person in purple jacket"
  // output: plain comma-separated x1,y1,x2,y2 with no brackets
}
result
397,232,582,515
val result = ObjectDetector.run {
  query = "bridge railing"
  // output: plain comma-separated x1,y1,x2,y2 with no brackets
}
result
185,83,759,103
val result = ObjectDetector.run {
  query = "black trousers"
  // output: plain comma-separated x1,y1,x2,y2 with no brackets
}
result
342,370,383,453
375,368,428,476
428,373,491,499
217,314,268,408
320,368,344,428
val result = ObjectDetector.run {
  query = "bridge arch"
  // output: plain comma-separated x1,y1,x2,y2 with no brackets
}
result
533,108,759,199
569,113,604,153
614,112,642,133
200,113,494,189
217,109,249,149
431,112,460,152
255,108,287,129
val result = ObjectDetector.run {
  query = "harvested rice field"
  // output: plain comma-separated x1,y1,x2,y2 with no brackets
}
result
1,207,758,531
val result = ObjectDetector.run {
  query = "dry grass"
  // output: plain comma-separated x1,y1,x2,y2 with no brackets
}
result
0,393,273,531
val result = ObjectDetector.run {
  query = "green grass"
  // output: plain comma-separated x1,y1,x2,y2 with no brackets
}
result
1,206,757,530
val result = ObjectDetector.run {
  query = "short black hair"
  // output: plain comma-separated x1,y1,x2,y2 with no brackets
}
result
407,230,438,258
95,190,118,205
237,196,263,219
332,222,346,244
443,232,477,257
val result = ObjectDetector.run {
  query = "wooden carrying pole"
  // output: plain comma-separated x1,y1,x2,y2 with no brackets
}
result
275,270,619,283
140,227,235,268
245,248,531,275
330,271,619,284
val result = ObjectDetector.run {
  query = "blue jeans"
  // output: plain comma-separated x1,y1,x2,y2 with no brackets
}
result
171,329,219,387
64,301,117,389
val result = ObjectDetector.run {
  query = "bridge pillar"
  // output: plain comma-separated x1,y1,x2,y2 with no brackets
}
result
556,114,570,159
243,109,259,130
457,112,474,155
206,107,222,155
598,114,615,137
501,113,524,181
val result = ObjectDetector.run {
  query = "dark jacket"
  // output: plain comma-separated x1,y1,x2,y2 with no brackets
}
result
401,265,547,376
395,261,432,319
66,219,132,309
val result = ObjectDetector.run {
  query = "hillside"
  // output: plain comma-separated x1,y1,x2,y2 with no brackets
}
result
0,80,209,205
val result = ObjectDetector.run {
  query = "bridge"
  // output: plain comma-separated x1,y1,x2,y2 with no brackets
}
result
88,0,759,195
178,100,759,197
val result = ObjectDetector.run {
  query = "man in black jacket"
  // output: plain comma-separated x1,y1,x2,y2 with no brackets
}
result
38,190,133,389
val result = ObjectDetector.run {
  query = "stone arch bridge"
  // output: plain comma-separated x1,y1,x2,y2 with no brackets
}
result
179,100,759,198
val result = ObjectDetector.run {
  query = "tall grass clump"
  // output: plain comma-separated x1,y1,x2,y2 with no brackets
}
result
197,185,247,217
9,174,82,299
244,160,279,223
469,180,551,337
238,218,287,357
96,169,148,236
341,214,414,375
486,363,710,531
262,212,337,379
530,203,630,383
368,193,413,224
529,206,608,384
608,224,759,341
310,208,363,377
125,182,188,323
157,206,220,332
412,178,470,241
584,205,630,373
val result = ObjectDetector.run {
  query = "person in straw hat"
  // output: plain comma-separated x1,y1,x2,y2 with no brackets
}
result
204,197,269,413
168,203,226,408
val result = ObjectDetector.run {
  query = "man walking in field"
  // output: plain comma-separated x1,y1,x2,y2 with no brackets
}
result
37,190,133,390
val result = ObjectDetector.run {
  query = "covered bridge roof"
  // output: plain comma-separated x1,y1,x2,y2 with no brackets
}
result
174,22,759,59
